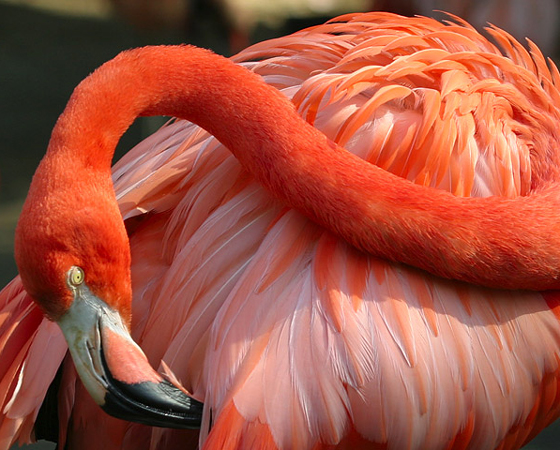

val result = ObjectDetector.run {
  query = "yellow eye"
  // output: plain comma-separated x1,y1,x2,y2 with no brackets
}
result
68,266,85,287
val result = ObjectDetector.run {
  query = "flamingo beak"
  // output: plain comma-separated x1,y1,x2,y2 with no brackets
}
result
57,283,203,429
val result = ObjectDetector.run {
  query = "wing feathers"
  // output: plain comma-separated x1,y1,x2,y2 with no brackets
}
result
0,279,66,447
22,11,560,450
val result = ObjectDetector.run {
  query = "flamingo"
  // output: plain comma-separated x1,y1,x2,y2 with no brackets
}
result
2,11,560,450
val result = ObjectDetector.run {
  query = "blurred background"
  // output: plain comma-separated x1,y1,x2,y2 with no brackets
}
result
1,0,560,448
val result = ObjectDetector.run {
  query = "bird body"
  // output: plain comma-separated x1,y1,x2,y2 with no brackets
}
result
2,12,560,450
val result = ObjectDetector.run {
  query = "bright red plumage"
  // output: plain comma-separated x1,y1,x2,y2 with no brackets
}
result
2,11,560,450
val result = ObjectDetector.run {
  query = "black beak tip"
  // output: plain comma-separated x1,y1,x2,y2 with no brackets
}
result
102,377,204,429
97,333,203,429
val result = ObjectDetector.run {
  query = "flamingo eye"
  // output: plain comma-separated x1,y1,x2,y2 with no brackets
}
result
68,266,85,287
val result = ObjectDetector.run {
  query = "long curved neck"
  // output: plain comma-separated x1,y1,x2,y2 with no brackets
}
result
46,45,560,291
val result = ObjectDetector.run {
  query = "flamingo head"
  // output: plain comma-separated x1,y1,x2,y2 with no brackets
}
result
14,145,202,429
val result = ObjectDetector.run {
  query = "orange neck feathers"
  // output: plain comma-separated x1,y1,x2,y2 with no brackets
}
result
18,45,560,295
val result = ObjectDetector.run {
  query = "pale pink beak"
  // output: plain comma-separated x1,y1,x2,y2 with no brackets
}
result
57,282,203,428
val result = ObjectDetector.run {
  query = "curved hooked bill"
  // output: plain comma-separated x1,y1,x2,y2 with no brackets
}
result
57,284,202,429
